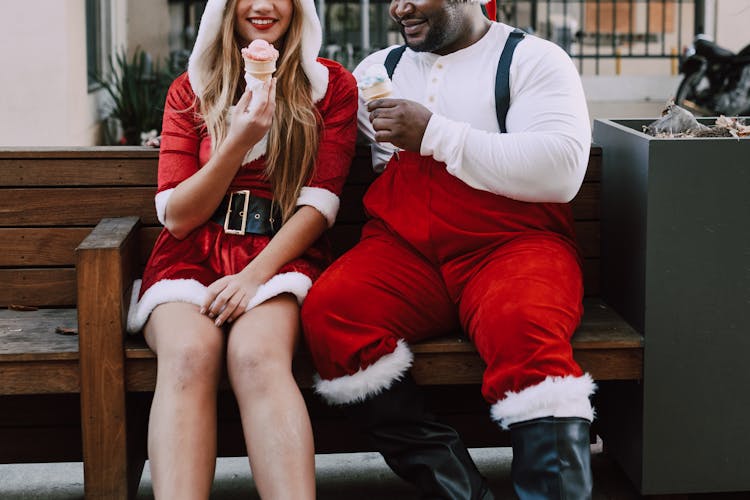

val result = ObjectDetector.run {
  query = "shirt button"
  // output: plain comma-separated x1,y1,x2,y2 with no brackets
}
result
432,78,438,83
436,63,443,69
428,96,435,102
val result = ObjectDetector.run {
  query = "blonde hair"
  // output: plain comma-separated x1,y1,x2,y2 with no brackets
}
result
198,0,320,223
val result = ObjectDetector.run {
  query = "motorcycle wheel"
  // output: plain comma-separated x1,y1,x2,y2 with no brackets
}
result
675,71,713,115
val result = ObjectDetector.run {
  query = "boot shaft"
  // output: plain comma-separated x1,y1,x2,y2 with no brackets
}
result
510,417,593,500
343,375,493,500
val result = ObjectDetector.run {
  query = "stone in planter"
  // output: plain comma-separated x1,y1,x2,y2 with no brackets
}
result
593,118,750,495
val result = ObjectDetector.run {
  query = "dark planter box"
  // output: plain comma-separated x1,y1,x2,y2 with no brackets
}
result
593,118,750,495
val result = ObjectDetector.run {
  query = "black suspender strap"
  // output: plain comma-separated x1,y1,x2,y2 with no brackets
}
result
384,45,407,79
383,28,525,133
494,28,525,133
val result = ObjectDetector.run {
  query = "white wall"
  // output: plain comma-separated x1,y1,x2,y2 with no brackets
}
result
0,0,100,146
0,0,161,147
714,0,750,53
127,0,170,61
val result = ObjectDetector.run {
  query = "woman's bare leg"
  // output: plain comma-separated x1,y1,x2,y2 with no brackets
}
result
227,294,315,499
144,302,225,500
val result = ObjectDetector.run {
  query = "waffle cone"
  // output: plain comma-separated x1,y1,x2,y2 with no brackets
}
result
361,81,392,101
244,59,276,81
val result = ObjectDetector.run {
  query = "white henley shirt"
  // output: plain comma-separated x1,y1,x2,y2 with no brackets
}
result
353,22,591,203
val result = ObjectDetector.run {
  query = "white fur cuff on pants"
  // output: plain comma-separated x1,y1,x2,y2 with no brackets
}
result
314,339,413,405
490,373,597,429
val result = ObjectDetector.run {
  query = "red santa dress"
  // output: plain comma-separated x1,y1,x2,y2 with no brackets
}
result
127,61,357,332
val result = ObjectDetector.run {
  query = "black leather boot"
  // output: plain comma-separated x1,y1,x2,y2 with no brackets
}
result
344,374,493,500
509,417,592,500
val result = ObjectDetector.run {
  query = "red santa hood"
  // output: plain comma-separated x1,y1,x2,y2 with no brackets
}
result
188,0,329,103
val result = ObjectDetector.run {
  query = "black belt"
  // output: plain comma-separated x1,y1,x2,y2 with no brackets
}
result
211,190,280,235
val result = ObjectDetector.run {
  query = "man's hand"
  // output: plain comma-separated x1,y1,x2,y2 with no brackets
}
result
368,98,432,152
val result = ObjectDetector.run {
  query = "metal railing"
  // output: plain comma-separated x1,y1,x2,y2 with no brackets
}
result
496,0,699,75
165,0,700,76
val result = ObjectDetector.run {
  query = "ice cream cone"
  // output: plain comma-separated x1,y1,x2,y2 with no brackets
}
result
357,63,393,102
241,40,279,84
361,80,392,101
244,59,276,82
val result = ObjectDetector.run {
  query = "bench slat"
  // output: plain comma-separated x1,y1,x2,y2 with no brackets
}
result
0,158,157,187
0,147,161,158
0,187,158,226
0,361,81,394
0,308,79,359
0,221,600,267
0,228,91,266
0,269,77,307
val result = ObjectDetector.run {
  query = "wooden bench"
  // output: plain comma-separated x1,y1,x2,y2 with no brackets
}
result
0,145,643,499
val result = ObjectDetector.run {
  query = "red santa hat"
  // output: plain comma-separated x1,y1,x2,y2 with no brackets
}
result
188,0,329,103
484,0,497,22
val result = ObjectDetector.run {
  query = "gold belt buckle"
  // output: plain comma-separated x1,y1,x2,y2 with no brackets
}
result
224,190,250,235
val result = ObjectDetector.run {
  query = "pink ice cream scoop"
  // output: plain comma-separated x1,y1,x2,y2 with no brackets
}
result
241,40,279,82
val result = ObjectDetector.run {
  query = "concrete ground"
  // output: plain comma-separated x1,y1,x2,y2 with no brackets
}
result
1,441,645,500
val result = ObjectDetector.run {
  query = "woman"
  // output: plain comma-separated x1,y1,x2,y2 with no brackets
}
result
126,0,358,497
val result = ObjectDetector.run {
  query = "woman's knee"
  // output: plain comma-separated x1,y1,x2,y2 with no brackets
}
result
227,343,290,395
154,326,224,386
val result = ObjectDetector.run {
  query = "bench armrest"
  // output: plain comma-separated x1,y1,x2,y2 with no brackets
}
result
76,216,141,339
75,216,141,487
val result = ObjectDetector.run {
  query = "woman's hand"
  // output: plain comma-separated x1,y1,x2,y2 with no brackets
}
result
225,78,277,154
201,269,264,327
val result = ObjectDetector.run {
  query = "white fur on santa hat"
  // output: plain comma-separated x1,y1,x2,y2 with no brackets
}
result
188,0,328,103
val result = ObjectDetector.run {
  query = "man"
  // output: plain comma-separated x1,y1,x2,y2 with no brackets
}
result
301,0,593,497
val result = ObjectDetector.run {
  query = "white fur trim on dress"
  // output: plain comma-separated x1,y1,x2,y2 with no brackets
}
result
245,271,312,309
313,339,414,405
126,272,312,333
187,0,329,103
296,186,340,227
490,373,596,429
127,278,207,333
242,133,267,164
154,188,174,226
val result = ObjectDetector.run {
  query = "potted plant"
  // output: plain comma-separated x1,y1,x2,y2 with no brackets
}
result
91,48,176,145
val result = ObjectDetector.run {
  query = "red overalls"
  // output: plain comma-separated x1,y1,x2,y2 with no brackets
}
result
302,150,584,406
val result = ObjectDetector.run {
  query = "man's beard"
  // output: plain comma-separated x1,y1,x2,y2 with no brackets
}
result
400,23,449,53
399,6,462,53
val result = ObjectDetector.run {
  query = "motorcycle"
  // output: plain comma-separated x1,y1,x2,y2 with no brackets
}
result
675,34,750,117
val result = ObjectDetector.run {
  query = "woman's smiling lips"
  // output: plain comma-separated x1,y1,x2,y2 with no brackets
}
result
250,17,276,30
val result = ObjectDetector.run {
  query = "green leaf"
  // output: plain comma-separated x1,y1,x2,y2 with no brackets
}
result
89,47,180,145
